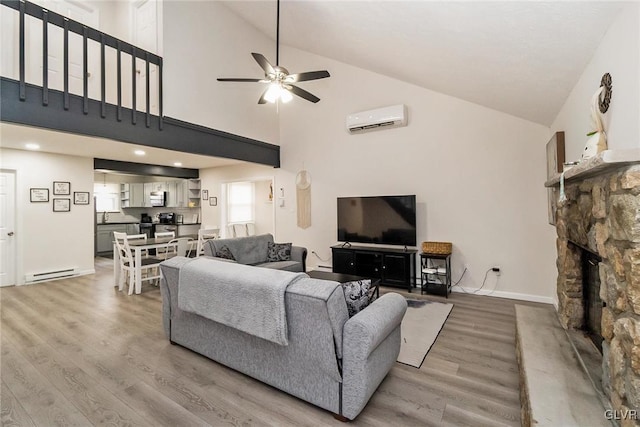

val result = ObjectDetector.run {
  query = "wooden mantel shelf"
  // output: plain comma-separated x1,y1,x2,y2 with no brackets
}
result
545,148,640,187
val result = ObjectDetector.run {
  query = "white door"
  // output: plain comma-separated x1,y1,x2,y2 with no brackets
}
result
0,171,16,287
133,0,159,115
26,0,99,97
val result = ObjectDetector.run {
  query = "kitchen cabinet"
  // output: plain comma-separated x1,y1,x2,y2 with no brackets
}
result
120,183,130,208
96,223,140,254
165,181,179,207
129,183,145,207
177,224,200,237
187,179,201,208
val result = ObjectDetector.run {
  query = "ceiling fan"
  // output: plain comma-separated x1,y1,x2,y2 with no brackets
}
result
217,0,330,104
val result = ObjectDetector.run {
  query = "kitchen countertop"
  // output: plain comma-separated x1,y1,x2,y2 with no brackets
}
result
97,222,140,225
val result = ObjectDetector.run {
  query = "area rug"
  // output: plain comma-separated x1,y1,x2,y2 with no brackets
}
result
397,299,453,368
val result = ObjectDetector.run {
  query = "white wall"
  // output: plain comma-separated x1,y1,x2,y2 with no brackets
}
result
162,1,279,144
254,179,274,235
200,164,275,233
0,148,95,284
552,3,640,160
200,46,558,303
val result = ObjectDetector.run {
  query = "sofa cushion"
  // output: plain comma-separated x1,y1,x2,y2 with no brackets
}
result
267,242,292,262
215,245,236,260
208,234,274,265
342,280,372,317
256,260,303,272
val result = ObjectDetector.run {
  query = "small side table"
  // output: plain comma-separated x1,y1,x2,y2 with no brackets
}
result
420,252,452,297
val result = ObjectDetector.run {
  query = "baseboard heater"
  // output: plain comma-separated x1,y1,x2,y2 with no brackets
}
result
25,267,80,284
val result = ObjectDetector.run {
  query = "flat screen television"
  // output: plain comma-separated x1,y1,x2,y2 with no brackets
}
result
337,195,417,246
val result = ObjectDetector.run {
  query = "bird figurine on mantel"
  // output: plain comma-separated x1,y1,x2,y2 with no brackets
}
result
581,85,608,160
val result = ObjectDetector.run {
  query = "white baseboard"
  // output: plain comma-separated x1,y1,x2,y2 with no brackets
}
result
450,286,555,305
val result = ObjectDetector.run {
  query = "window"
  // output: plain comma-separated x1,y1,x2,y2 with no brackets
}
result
93,183,119,212
227,181,255,223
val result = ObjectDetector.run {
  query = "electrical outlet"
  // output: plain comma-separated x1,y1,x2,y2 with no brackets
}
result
492,266,501,276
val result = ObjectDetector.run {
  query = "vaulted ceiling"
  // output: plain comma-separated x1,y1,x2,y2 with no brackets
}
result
223,1,625,126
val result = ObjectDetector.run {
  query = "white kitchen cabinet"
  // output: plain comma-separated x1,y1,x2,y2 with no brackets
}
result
120,183,130,208
130,183,145,207
165,181,178,207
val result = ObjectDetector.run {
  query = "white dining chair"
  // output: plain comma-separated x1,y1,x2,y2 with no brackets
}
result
154,231,176,256
113,232,162,294
233,223,249,238
162,237,195,260
126,233,150,257
196,228,220,257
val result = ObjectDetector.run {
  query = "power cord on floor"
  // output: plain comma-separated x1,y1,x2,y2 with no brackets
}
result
311,251,331,263
453,268,491,294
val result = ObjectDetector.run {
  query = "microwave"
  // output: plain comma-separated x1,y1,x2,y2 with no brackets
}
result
149,191,166,207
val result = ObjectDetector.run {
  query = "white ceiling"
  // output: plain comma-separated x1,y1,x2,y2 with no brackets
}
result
0,123,244,170
223,1,625,125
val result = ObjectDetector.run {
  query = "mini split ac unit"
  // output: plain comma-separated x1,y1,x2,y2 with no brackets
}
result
346,104,408,134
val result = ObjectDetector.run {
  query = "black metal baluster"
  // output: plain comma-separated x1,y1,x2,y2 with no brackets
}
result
82,26,88,114
131,47,136,124
42,9,48,105
116,41,122,121
159,57,163,130
145,52,150,128
19,0,25,101
100,34,105,118
63,18,69,110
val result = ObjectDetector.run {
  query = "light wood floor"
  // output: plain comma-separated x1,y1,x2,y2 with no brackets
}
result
1,258,552,426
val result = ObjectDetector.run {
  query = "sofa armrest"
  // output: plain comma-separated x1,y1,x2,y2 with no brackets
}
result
341,292,407,420
343,293,406,360
291,246,307,272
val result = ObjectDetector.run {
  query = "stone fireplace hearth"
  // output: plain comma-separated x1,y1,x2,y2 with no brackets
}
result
548,150,640,419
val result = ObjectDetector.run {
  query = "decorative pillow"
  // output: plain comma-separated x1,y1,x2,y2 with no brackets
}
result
215,245,236,260
267,242,292,262
342,279,372,317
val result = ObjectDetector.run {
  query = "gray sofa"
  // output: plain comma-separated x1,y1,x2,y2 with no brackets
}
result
203,233,307,272
160,257,407,420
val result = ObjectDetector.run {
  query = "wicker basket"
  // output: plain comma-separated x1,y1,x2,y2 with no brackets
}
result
421,241,452,255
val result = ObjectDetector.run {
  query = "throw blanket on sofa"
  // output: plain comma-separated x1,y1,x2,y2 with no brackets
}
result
178,258,306,345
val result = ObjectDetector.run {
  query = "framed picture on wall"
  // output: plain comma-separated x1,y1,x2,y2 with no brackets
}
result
53,181,71,195
30,188,49,202
546,131,566,180
209,196,217,206
74,192,90,205
53,198,71,212
202,189,209,200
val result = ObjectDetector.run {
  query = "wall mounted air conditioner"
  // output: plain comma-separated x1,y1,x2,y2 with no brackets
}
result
346,104,408,134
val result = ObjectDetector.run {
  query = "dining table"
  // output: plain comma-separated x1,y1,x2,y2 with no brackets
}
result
113,234,198,295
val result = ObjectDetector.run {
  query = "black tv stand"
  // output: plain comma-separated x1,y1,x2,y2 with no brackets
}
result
341,242,352,248
331,244,416,292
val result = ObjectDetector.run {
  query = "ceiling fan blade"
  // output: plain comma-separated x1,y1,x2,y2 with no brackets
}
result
285,70,330,83
258,87,269,104
287,85,320,103
217,78,265,82
251,53,275,76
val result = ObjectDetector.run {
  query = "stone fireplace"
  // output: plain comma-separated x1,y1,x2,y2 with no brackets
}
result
550,151,640,417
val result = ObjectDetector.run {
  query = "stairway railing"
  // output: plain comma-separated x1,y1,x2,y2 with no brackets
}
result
1,0,164,130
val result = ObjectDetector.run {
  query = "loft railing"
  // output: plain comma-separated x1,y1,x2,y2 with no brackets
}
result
0,0,164,130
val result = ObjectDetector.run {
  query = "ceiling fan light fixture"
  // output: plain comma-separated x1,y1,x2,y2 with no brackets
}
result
264,83,282,103
217,0,330,104
280,88,293,103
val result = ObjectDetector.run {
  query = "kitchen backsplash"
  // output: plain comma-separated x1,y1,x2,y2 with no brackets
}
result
96,207,200,224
